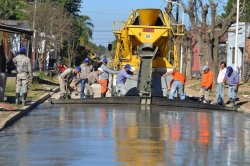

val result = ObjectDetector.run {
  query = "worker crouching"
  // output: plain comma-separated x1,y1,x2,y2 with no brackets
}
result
58,66,81,99
12,47,32,106
199,65,213,104
163,68,186,100
85,68,104,98
116,64,136,96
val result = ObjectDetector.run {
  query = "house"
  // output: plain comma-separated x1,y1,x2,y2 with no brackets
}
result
227,22,250,80
191,30,228,77
0,20,33,101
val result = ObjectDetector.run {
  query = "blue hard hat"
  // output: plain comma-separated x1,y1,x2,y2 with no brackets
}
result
102,58,108,63
226,66,233,73
125,64,131,70
75,66,81,72
84,57,90,62
19,47,26,53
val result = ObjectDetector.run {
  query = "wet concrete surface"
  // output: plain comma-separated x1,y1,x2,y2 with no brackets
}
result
1,104,250,166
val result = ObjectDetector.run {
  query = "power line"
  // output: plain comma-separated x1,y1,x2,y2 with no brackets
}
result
93,30,113,32
82,10,125,16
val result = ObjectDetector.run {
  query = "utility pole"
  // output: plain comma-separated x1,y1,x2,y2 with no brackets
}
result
234,0,240,72
176,0,179,23
32,0,37,70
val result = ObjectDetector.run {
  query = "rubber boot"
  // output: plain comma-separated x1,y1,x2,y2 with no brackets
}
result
15,93,20,105
198,96,204,102
101,93,106,97
226,99,235,108
59,94,65,99
22,93,27,106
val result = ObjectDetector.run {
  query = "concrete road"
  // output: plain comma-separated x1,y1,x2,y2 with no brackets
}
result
0,104,250,165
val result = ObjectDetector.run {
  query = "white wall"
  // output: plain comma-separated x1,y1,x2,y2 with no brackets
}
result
227,22,246,74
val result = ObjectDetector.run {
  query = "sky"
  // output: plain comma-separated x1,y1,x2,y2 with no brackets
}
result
81,0,169,46
80,0,228,46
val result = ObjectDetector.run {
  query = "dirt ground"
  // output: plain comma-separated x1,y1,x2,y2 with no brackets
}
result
185,79,250,110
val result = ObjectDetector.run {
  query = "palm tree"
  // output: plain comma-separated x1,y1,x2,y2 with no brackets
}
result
75,15,94,46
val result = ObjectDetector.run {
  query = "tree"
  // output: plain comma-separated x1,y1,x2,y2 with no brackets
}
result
0,0,28,20
181,0,246,82
52,0,81,16
165,2,194,79
75,15,94,46
222,0,249,21
28,1,74,71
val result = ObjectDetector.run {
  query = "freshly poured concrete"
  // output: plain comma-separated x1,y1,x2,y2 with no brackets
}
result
0,104,250,166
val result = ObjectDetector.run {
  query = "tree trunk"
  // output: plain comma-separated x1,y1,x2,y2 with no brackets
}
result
38,53,43,72
182,47,187,76
186,47,193,79
212,38,220,86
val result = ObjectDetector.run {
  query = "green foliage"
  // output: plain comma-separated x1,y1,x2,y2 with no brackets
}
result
222,0,250,22
0,0,28,20
75,15,94,46
51,0,81,16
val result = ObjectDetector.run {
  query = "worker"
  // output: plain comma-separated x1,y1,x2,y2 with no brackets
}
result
215,61,227,105
12,47,32,106
57,60,67,74
85,68,104,98
116,64,136,96
79,57,93,99
99,58,117,97
198,65,213,104
163,68,186,100
58,66,81,99
224,66,239,107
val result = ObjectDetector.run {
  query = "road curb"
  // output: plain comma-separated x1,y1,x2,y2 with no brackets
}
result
0,87,59,132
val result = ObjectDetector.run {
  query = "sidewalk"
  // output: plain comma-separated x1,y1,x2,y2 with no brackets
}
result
0,73,59,131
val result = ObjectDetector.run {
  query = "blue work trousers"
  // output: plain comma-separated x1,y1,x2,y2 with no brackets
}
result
168,80,185,100
80,79,87,99
228,85,237,100
216,83,225,104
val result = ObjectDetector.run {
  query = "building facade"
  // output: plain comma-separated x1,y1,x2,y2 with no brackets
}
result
227,22,250,80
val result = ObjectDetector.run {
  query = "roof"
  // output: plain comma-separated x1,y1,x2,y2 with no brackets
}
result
0,20,33,36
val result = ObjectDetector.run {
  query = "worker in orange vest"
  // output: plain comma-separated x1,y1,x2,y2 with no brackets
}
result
163,69,186,100
199,65,213,104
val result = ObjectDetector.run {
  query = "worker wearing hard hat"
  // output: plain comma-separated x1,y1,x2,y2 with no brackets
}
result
163,68,186,100
12,47,32,106
224,66,239,107
199,65,213,104
85,68,104,98
116,64,136,96
58,66,81,99
79,57,93,99
99,58,117,97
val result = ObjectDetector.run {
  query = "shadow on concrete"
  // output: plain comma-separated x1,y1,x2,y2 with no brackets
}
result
237,101,248,106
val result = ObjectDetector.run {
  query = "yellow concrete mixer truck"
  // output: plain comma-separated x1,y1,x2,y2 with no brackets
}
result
110,8,184,103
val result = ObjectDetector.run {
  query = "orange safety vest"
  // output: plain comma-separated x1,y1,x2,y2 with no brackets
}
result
201,70,213,89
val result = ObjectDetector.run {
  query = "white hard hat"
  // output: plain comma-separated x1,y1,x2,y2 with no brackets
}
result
97,67,104,72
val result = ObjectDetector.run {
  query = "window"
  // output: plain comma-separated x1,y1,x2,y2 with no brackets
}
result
232,47,235,64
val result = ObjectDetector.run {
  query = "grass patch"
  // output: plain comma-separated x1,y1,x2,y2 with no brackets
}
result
4,74,58,105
